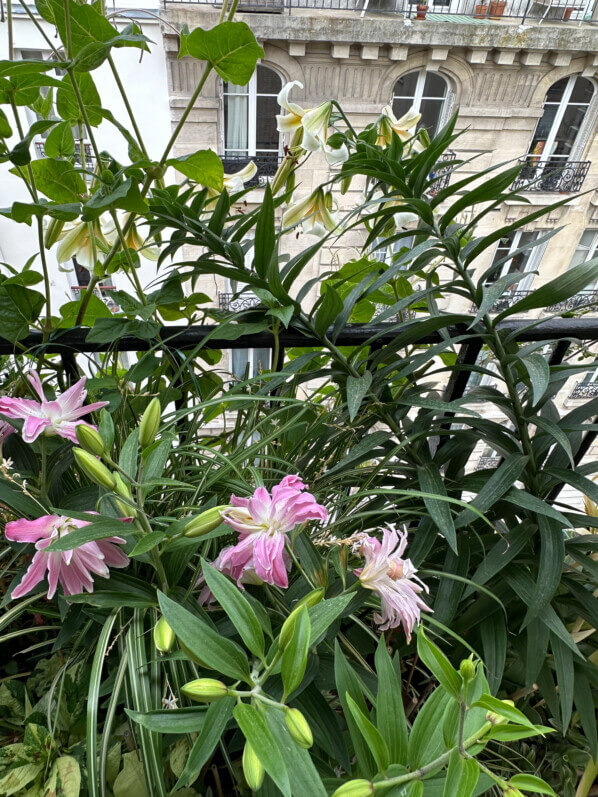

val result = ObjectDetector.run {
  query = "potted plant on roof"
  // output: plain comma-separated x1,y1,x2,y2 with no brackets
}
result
415,1,428,18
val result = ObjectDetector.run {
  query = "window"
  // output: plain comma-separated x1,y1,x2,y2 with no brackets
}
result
485,231,547,292
392,71,449,138
231,348,272,381
223,65,282,170
528,76,595,165
569,230,598,271
66,259,119,313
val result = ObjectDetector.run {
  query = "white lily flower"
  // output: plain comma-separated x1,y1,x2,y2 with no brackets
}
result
222,161,257,194
364,189,419,231
56,220,110,270
282,188,340,237
376,105,424,152
104,213,159,262
276,81,348,166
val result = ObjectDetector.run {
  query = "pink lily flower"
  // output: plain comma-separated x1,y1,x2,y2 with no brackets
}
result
203,476,327,593
354,527,431,642
0,420,14,444
6,514,129,600
0,372,108,445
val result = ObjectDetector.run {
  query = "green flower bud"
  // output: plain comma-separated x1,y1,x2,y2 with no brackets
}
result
331,779,375,797
242,742,264,791
44,217,65,249
112,472,136,518
75,424,106,457
101,169,114,184
279,588,324,650
73,448,116,490
459,658,476,682
138,397,161,448
153,616,175,653
183,506,229,538
284,707,313,749
181,678,229,703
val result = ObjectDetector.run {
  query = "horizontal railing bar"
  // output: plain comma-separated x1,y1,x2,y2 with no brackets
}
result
3,318,598,355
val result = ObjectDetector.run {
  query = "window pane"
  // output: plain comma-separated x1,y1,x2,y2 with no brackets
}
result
393,71,419,98
253,348,271,376
419,98,443,136
529,105,557,156
257,66,281,95
570,77,594,104
392,97,415,121
423,72,447,99
545,78,568,103
232,349,250,380
578,230,597,250
224,93,248,152
551,105,587,158
255,95,280,151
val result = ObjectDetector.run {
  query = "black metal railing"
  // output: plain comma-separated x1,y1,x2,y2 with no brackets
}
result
221,152,282,187
470,290,531,314
477,455,501,469
218,292,262,311
512,158,591,193
35,140,94,165
547,291,598,313
570,381,598,399
428,150,456,196
164,0,597,22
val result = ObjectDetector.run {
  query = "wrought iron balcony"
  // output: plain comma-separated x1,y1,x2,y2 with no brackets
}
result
35,140,94,165
547,291,598,313
428,150,456,196
570,381,598,399
470,290,531,314
219,292,262,312
477,456,501,469
512,158,590,193
221,152,282,188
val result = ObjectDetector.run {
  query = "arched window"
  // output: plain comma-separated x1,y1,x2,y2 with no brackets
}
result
392,70,450,138
528,76,595,164
223,65,282,175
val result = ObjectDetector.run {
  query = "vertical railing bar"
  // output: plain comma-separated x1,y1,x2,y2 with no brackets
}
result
435,337,484,454
548,339,570,367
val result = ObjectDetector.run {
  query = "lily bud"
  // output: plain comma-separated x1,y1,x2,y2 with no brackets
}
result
279,588,324,650
284,707,313,749
183,506,229,538
153,616,175,653
181,678,229,703
485,700,513,726
459,658,476,682
76,424,105,457
331,780,375,797
113,472,136,518
242,742,264,791
44,217,65,249
73,448,116,490
138,398,161,448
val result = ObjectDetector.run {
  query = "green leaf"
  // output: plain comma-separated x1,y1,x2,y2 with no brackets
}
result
416,627,462,700
417,464,457,553
0,108,12,137
443,749,479,797
314,284,343,338
201,559,265,659
186,21,264,85
56,73,102,126
27,158,86,202
346,371,372,422
233,703,291,797
82,179,147,221
58,292,113,327
485,724,553,742
334,641,375,777
130,532,165,557
345,693,390,772
254,182,275,279
166,150,223,190
573,672,597,759
87,318,160,343
524,515,565,624
508,774,557,795
471,695,536,730
408,686,452,769
175,698,234,788
281,605,310,700
480,613,506,695
44,120,76,158
158,591,251,682
263,707,327,796
87,612,118,797
127,707,206,734
455,454,528,528
522,352,549,406
308,593,353,645
550,634,574,732
45,755,81,797
0,284,45,341
46,517,133,551
375,638,408,765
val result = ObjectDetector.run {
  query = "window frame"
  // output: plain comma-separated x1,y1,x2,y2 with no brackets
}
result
486,230,547,292
222,65,282,158
391,70,451,139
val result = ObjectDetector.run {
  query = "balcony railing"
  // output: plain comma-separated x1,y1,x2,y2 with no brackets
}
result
470,290,531,314
428,150,456,196
165,0,597,22
570,381,598,399
221,152,282,188
219,292,262,312
547,291,598,313
477,455,501,469
35,140,94,165
512,158,591,193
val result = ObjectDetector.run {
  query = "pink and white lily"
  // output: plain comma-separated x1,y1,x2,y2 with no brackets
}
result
6,514,129,600
277,82,348,166
204,476,327,592
355,527,431,641
0,372,108,445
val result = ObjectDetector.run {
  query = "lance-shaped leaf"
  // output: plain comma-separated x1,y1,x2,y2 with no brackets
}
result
281,605,310,700
233,703,291,796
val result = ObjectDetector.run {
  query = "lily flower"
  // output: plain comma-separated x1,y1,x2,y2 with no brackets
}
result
376,105,424,152
277,81,348,166
0,372,108,445
6,514,129,600
56,219,110,271
202,476,327,592
282,188,340,237
0,421,14,445
354,527,431,641
223,161,258,194
104,213,159,262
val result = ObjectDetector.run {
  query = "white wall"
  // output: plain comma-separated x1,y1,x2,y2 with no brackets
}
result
0,7,172,317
